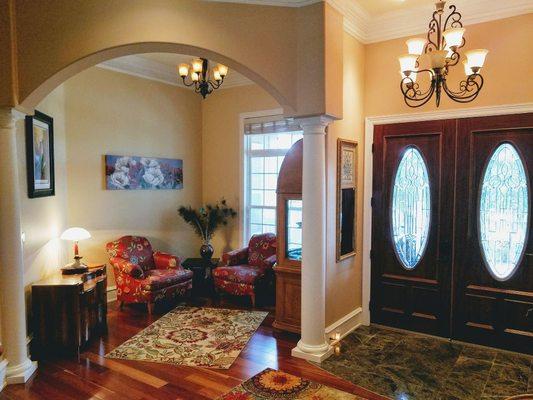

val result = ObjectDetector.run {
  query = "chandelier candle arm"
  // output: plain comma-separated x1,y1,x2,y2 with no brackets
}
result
398,1,488,107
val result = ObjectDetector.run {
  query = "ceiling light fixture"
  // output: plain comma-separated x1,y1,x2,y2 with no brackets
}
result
399,1,488,107
177,58,228,99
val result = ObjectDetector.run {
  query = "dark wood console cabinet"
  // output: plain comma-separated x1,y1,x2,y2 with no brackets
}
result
31,265,107,358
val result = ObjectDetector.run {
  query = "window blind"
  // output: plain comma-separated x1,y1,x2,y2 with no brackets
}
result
244,116,301,135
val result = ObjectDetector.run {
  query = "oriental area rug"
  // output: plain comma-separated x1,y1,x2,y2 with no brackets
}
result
217,368,372,400
106,306,267,369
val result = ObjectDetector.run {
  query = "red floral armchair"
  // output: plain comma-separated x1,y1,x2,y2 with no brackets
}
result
213,233,276,307
106,236,193,314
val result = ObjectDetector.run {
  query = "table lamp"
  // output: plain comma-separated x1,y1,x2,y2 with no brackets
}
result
60,227,91,274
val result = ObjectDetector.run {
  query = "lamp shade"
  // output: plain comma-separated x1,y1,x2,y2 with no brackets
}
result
406,38,426,56
463,60,475,75
465,49,489,68
60,227,91,241
428,50,448,69
191,58,203,73
398,54,418,73
217,64,228,77
443,28,465,48
177,63,189,78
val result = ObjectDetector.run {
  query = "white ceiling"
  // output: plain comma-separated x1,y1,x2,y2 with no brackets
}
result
98,53,252,90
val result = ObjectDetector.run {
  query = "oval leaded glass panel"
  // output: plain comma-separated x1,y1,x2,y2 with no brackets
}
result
391,147,431,269
479,143,529,281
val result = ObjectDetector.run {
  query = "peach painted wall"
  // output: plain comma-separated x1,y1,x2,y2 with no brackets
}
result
1,0,344,119
364,14,533,116
63,67,204,284
326,32,365,326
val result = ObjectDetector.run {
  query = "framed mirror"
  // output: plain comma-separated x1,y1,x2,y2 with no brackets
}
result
336,139,357,261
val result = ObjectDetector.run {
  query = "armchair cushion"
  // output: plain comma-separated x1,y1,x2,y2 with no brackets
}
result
140,269,193,291
153,251,181,269
222,247,249,266
248,233,277,270
109,257,145,279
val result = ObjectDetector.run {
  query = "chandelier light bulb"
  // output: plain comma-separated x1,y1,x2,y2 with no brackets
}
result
217,64,228,77
398,54,418,73
192,58,203,73
406,38,426,56
178,63,189,78
191,72,199,82
465,49,489,68
443,27,465,48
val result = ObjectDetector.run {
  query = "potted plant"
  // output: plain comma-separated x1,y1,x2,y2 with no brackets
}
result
178,199,237,261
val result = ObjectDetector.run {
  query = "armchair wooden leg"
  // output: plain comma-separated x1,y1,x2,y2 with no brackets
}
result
147,302,154,315
250,294,256,308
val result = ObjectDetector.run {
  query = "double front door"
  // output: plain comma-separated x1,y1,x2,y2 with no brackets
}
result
371,113,532,353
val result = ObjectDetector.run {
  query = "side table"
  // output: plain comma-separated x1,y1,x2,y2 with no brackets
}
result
182,258,219,298
31,264,107,359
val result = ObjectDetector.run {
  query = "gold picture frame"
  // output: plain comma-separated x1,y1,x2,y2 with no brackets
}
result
336,139,357,261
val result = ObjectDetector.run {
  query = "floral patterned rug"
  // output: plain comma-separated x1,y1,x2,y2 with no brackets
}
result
217,368,369,399
106,306,267,369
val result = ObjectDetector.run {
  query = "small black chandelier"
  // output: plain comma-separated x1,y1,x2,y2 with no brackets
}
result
177,58,228,99
399,1,488,107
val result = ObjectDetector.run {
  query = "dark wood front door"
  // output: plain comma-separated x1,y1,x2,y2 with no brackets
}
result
371,113,533,353
371,120,456,338
453,114,533,353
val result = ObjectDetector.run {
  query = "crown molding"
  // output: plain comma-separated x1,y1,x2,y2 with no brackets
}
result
97,55,253,90
363,0,533,44
209,0,533,43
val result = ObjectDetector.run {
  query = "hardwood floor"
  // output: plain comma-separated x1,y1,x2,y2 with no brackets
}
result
0,298,387,400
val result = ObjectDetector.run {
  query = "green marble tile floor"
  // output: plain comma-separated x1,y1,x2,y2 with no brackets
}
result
316,325,533,400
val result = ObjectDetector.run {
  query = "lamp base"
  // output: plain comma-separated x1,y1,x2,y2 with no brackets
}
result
61,257,89,275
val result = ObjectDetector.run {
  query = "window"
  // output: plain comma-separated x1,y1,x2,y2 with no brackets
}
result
391,147,431,269
244,117,302,242
479,143,529,281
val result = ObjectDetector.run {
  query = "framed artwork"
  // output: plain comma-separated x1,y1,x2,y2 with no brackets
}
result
336,139,357,261
25,111,55,198
105,155,183,190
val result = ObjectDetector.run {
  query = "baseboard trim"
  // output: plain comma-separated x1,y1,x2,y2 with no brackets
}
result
107,285,117,303
325,307,363,340
0,359,7,392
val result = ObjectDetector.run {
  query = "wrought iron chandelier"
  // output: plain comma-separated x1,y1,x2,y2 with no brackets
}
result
398,1,488,107
177,58,228,99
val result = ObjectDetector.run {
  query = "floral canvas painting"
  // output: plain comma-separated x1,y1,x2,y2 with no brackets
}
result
105,155,183,190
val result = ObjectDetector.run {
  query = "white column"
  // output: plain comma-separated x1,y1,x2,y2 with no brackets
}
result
0,108,37,385
291,115,334,363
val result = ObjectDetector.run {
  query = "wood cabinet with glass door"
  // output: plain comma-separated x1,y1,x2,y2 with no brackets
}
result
273,139,303,333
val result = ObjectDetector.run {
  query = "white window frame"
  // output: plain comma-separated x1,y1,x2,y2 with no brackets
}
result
239,109,284,247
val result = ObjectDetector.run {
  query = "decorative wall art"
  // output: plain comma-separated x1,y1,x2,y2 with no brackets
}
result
105,155,183,190
25,111,55,198
336,139,357,261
